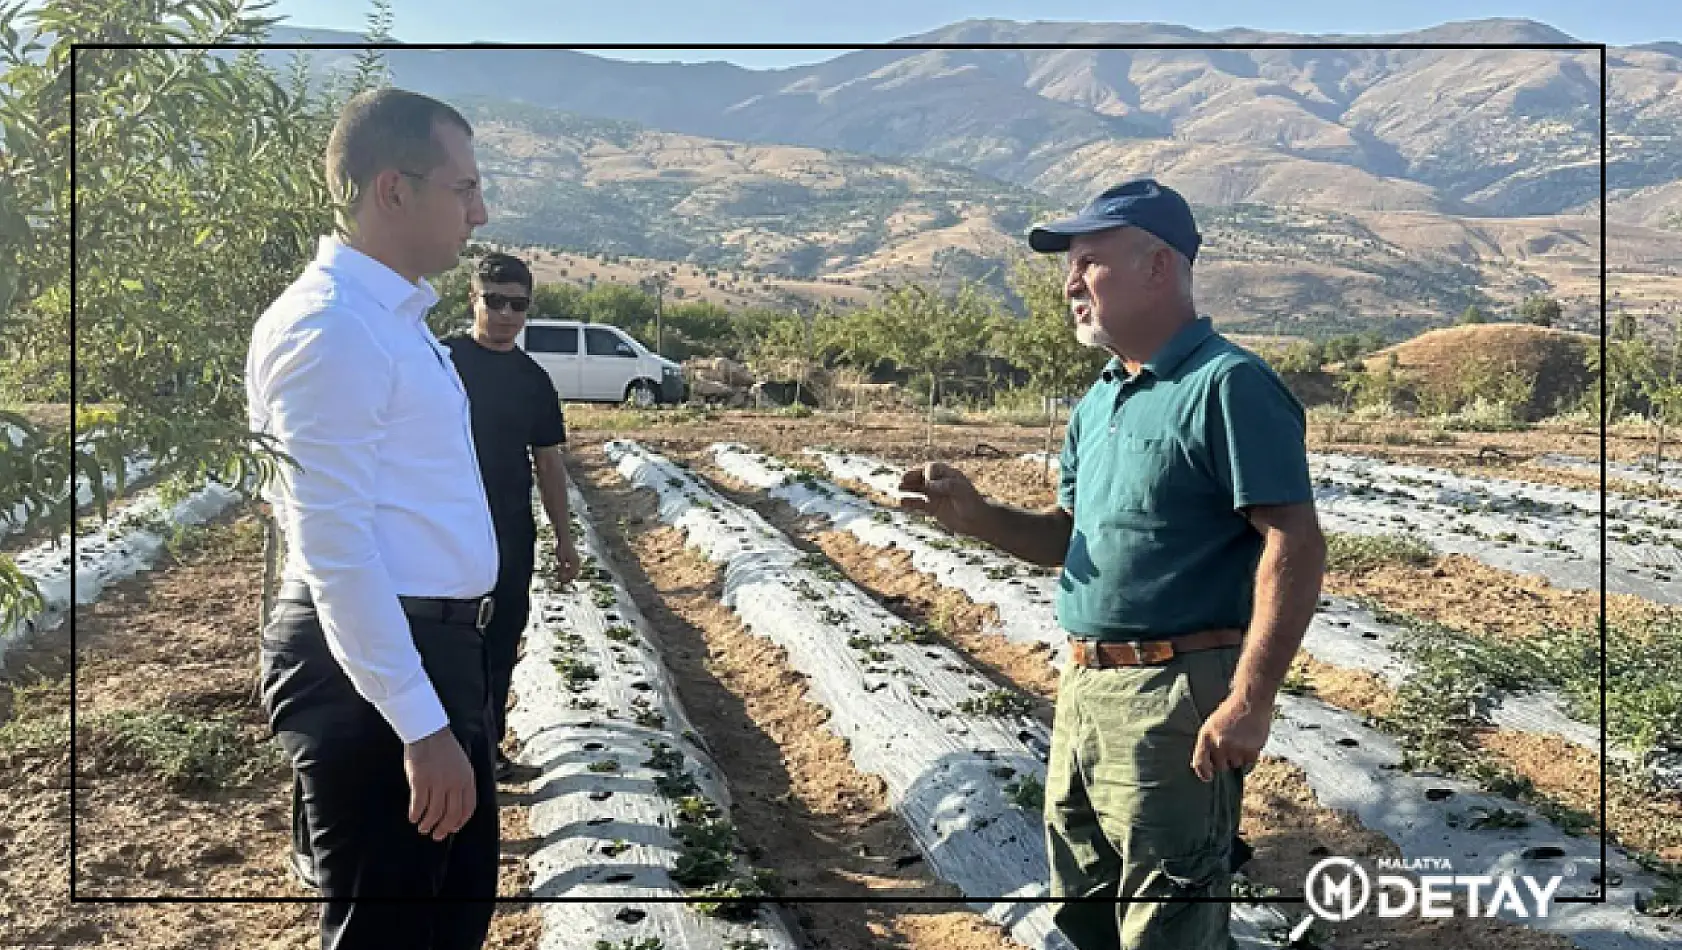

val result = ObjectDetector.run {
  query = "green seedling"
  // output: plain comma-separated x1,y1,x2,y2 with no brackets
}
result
552,656,599,692
670,820,739,887
1005,776,1044,811
891,624,937,644
596,939,663,950
799,553,844,581
694,870,781,921
674,795,718,824
644,741,685,772
958,690,1035,718
655,770,701,799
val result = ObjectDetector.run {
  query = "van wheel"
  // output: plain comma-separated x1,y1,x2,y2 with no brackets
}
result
626,380,659,409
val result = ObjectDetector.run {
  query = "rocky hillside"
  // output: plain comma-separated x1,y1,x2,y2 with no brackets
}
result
252,18,1682,335
262,18,1682,224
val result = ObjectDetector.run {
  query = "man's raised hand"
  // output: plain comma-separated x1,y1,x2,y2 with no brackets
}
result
898,461,984,534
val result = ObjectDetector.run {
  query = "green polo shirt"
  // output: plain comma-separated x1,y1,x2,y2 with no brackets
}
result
1055,316,1312,641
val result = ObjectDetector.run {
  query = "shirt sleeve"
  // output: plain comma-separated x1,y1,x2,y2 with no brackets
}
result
1056,404,1081,513
1203,359,1315,511
530,362,567,448
254,309,449,745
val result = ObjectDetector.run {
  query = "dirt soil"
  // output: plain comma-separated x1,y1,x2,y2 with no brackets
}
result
0,507,539,948
1474,729,1682,865
1290,655,1396,720
1324,553,1666,640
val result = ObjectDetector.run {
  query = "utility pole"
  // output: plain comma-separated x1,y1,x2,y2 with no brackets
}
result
642,273,668,357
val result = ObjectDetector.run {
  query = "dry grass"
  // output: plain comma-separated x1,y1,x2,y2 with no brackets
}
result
1356,323,1596,416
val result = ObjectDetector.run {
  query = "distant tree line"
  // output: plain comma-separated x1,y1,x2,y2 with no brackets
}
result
1459,294,1564,328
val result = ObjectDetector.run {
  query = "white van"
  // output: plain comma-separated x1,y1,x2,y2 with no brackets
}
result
515,319,686,408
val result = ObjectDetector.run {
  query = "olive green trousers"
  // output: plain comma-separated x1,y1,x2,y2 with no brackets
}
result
1044,646,1245,950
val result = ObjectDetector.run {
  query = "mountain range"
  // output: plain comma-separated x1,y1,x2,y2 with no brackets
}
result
252,17,1682,336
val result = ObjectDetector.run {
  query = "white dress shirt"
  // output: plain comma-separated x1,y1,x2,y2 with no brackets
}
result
246,236,499,744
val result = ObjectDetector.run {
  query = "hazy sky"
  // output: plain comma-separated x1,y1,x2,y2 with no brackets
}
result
265,0,1678,69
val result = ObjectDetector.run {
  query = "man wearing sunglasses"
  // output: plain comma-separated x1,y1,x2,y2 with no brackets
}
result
444,252,581,782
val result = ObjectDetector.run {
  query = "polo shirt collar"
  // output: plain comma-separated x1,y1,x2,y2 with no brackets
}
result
1144,316,1214,379
313,235,439,322
1097,317,1214,384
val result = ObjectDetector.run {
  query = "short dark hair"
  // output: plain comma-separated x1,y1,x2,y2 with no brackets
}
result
325,88,473,216
472,252,533,293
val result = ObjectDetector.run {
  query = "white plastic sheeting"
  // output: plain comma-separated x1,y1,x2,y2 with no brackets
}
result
505,482,800,950
0,433,156,544
0,481,239,670
1540,453,1682,491
709,443,1065,663
1310,453,1682,603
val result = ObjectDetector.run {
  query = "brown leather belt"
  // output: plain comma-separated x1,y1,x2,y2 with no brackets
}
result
1067,628,1244,668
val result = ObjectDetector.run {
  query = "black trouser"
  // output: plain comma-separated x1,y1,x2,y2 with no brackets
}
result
485,560,532,757
262,599,498,950
486,517,536,757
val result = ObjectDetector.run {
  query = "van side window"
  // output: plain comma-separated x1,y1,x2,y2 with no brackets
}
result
525,326,578,354
586,327,635,358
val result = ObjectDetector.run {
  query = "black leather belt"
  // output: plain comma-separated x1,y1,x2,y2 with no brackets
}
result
276,581,494,630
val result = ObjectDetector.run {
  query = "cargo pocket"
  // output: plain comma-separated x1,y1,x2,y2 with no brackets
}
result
1156,846,1226,897
1121,845,1234,950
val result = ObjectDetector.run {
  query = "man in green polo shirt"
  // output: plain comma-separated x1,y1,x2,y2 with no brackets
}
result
899,178,1326,950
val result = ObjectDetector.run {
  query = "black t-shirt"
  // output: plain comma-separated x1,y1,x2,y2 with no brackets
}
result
443,335,567,543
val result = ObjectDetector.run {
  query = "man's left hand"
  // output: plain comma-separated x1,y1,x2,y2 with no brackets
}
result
554,536,581,585
1191,694,1273,781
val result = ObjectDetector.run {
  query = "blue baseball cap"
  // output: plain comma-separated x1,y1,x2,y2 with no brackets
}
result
1028,178,1202,264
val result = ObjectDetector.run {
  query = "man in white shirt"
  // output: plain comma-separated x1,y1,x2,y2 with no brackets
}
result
246,87,500,950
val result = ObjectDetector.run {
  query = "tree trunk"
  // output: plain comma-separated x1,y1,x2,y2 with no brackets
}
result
926,372,937,448
1042,394,1058,486
254,508,282,702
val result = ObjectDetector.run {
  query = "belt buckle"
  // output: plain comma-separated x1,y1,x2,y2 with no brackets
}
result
1071,638,1097,668
1137,640,1175,665
476,596,495,630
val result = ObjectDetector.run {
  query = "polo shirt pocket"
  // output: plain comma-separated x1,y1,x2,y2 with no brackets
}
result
1112,435,1177,512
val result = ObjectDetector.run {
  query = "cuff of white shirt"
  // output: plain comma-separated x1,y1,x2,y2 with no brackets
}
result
380,680,452,746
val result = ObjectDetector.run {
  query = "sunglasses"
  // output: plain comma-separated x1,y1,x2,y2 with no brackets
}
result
478,292,530,313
